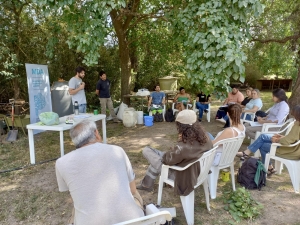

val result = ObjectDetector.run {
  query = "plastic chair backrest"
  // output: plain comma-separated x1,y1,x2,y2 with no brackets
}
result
213,136,245,167
196,146,218,185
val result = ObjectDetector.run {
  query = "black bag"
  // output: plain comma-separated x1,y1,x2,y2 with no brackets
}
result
237,158,266,190
165,109,175,122
154,112,163,122
256,110,268,118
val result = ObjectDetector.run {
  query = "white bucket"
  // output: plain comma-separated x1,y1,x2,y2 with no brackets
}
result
123,108,137,127
136,111,143,124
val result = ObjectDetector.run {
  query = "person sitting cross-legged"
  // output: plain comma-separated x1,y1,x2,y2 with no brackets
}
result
236,105,300,176
137,110,213,195
55,120,144,225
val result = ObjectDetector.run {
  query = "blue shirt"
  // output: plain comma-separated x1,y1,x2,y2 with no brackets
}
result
245,98,263,111
150,92,165,105
96,79,111,98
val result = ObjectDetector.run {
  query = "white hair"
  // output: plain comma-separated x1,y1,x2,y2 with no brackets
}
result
70,120,98,148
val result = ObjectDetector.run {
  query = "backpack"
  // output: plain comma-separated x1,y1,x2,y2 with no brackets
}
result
154,112,163,122
165,109,175,122
237,157,266,190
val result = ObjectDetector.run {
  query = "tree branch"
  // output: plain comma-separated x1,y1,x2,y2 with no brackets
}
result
252,34,300,44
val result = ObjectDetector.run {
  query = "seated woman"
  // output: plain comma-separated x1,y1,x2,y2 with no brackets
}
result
174,87,191,111
209,104,245,143
241,87,253,107
237,105,300,176
245,88,290,139
137,110,213,196
223,89,262,128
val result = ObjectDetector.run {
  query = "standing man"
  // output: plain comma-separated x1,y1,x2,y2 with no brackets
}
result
55,120,144,225
68,67,87,113
95,71,119,123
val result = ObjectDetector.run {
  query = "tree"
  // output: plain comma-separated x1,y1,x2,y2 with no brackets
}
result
34,0,264,99
250,0,300,107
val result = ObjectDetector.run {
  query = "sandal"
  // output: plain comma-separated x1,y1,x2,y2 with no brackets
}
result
267,168,276,177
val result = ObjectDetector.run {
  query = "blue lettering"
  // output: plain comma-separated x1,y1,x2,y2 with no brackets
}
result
32,69,44,75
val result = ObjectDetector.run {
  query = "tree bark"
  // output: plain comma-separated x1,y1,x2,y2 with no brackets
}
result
288,66,300,109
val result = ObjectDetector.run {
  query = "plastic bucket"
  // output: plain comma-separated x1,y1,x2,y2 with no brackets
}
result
144,116,153,127
123,109,137,127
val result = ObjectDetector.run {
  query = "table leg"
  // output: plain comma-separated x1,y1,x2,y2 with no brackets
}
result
28,129,35,164
102,118,107,144
60,130,64,157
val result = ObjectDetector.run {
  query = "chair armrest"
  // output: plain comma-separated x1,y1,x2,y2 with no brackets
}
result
261,123,278,132
269,140,300,155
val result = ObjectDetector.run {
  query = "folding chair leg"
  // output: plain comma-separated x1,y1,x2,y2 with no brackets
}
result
208,166,220,199
180,191,195,225
203,180,210,211
230,164,236,191
157,176,164,206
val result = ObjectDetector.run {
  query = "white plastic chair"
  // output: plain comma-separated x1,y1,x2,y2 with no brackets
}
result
264,140,300,193
208,136,245,199
157,146,217,225
172,102,192,116
252,119,295,158
149,105,166,121
114,211,172,225
241,105,262,123
192,100,211,122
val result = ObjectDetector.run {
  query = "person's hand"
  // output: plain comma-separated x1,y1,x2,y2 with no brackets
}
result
79,82,85,90
271,136,279,143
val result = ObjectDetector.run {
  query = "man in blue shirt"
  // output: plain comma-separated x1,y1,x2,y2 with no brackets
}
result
148,85,165,114
95,71,120,123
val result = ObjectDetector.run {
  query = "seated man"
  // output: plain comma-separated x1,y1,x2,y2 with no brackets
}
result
216,85,244,122
148,85,165,121
196,91,211,122
55,120,144,225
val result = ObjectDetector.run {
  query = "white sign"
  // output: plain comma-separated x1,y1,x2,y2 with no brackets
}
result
25,64,52,126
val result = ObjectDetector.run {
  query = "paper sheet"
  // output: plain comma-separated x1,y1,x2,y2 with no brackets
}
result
249,121,263,127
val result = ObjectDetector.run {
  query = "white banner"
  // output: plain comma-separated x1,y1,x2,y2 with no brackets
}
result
25,64,52,126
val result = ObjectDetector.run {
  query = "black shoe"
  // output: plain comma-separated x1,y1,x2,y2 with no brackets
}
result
204,109,208,113
198,118,202,122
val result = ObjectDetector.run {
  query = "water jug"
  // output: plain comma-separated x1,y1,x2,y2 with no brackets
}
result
136,111,144,124
74,101,79,115
123,108,137,127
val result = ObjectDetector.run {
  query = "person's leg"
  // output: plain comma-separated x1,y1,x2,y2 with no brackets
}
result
99,98,107,115
246,134,273,158
245,125,262,139
107,97,118,121
138,147,165,191
198,104,206,119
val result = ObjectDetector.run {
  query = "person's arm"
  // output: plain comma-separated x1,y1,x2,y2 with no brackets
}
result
161,97,165,105
223,98,229,105
257,117,277,124
205,96,211,104
174,94,179,103
95,89,99,96
129,180,143,206
196,96,199,102
162,145,185,166
244,105,259,113
212,128,235,145
187,94,191,103
279,124,299,145
275,103,290,124
69,82,85,95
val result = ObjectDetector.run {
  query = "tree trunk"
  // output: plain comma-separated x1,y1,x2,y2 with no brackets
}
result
288,66,300,109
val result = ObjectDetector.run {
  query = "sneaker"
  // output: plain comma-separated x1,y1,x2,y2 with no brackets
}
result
216,118,226,124
198,118,202,122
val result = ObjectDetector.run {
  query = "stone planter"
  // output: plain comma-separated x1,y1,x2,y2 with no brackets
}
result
158,76,178,91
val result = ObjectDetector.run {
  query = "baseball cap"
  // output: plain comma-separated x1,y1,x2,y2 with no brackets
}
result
175,110,197,125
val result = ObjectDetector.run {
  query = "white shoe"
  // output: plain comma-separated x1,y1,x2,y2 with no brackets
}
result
216,118,226,124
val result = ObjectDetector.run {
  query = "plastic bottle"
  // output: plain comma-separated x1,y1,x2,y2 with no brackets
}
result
74,101,79,115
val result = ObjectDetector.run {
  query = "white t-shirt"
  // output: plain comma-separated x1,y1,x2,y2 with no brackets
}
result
69,77,87,105
56,143,144,225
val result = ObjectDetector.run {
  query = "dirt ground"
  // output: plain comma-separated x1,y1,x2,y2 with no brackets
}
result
1,109,300,225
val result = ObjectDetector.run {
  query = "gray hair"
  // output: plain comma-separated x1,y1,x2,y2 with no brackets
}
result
70,120,98,148
252,89,260,95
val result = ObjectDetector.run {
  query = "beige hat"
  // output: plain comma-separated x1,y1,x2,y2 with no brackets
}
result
175,110,197,125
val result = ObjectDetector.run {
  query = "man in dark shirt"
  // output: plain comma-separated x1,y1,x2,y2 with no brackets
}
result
95,71,120,123
196,91,211,122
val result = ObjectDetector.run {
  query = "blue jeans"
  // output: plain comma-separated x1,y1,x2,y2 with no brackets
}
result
79,104,87,113
241,113,252,121
196,102,209,119
248,134,273,164
207,132,214,140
